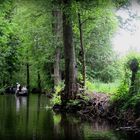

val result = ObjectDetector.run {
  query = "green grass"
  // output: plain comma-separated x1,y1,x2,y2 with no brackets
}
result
86,80,120,94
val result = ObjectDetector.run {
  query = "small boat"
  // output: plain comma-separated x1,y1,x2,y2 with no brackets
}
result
16,91,28,96
16,86,28,96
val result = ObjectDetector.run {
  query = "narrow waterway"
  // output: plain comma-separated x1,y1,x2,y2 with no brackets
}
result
0,94,138,140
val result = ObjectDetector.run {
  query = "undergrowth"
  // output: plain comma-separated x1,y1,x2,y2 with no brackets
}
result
86,80,119,94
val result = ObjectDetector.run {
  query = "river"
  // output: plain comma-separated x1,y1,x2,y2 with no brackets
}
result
0,94,139,140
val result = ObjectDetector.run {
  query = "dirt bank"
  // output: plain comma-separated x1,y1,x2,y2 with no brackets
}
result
53,91,140,133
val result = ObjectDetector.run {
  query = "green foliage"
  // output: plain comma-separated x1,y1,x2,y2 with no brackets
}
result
124,51,140,68
51,82,64,105
0,0,129,94
54,82,65,94
113,0,130,8
111,52,140,112
111,81,129,102
0,87,5,94
67,99,81,106
123,94,140,109
86,80,119,94
52,93,61,105
0,0,19,86
123,52,140,92
73,1,120,83
66,97,89,109
11,0,55,88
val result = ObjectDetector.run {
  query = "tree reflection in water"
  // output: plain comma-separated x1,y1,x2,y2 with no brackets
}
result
60,113,84,140
0,95,138,140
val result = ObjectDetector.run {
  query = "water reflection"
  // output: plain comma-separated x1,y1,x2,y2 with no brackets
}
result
16,96,27,112
0,94,139,140
60,113,84,140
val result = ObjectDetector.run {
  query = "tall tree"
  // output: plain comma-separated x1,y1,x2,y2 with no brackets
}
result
12,0,53,89
74,1,119,82
52,5,62,86
61,0,78,103
78,13,86,89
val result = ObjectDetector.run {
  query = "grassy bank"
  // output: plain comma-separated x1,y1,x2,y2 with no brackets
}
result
86,80,120,95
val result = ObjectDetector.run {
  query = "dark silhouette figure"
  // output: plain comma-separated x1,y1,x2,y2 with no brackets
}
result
129,58,139,95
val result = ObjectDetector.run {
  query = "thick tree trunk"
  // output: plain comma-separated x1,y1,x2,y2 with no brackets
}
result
26,63,30,93
78,13,86,90
54,48,61,86
52,8,62,86
62,0,77,103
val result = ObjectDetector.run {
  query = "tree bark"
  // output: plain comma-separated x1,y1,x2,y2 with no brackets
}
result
62,0,77,103
52,9,62,86
54,48,61,85
78,13,86,90
37,70,41,93
26,63,30,93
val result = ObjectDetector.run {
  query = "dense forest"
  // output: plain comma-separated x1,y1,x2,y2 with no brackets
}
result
0,0,126,95
1,0,140,137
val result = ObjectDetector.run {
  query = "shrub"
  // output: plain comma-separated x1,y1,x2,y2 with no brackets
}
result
51,82,64,105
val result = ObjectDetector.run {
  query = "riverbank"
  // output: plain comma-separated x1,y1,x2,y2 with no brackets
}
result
53,91,140,134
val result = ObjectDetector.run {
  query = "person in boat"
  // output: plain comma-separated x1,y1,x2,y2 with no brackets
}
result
16,82,21,94
21,86,28,94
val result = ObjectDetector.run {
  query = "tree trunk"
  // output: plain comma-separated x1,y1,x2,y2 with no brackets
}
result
129,71,136,95
62,0,77,103
26,63,30,93
54,48,61,86
129,58,139,95
52,9,62,86
78,13,86,90
37,70,41,93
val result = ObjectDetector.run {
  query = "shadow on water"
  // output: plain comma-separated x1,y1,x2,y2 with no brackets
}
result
0,94,139,140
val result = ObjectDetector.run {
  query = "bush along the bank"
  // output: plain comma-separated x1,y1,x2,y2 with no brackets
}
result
53,90,90,113
109,56,140,126
51,82,65,105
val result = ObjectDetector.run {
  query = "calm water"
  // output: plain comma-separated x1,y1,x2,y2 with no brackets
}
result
0,94,139,140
